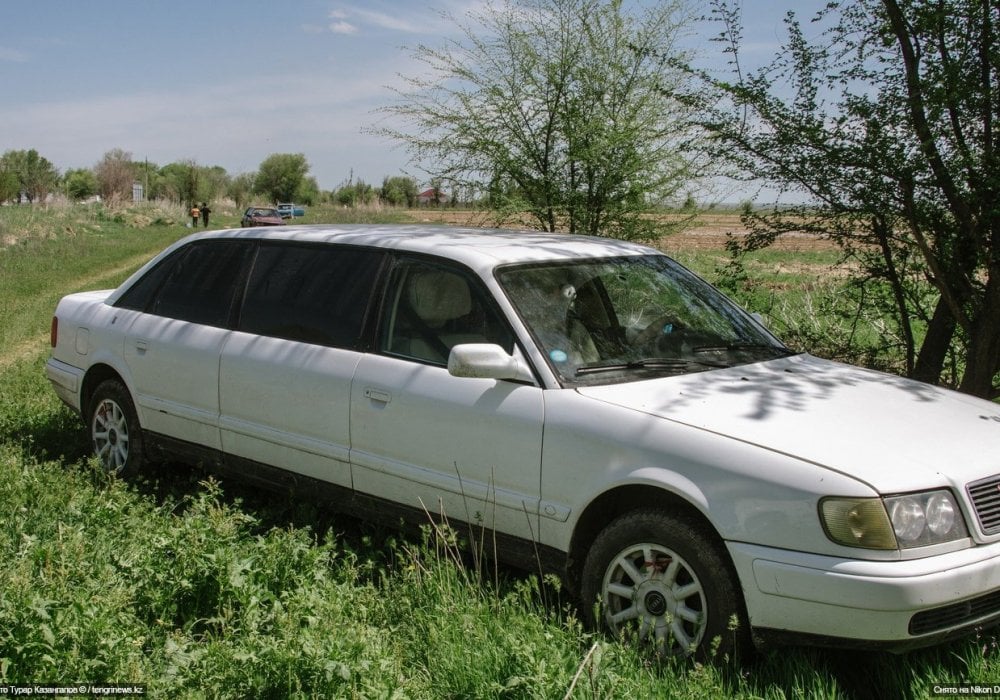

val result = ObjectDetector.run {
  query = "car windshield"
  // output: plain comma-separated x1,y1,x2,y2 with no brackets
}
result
497,254,793,386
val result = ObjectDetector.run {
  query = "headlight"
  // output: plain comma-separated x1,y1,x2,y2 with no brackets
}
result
820,490,968,550
885,490,967,547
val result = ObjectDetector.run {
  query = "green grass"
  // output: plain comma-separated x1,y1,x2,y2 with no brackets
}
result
0,202,190,356
1,203,997,697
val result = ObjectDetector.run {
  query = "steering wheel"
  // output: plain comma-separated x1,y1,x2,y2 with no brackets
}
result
633,314,680,346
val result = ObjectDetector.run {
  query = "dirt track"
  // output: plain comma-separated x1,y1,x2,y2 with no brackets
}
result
0,251,155,373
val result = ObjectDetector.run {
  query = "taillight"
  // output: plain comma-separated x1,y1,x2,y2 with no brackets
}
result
50,316,58,348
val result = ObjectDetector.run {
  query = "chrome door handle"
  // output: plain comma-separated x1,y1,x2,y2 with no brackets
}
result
364,388,391,404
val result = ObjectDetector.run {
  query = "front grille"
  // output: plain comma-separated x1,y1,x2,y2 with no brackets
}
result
910,588,1000,635
967,475,1000,535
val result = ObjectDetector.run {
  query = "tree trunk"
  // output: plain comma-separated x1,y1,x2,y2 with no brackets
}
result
912,295,957,386
959,274,1000,399
874,217,916,373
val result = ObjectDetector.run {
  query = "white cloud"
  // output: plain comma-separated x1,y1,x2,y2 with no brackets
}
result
349,8,423,33
0,47,28,63
327,9,359,34
329,20,358,34
325,2,486,36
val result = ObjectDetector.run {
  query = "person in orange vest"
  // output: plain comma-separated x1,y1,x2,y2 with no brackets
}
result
189,204,200,227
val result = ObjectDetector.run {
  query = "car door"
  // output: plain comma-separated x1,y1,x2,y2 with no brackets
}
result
117,239,253,449
350,256,545,539
219,243,384,487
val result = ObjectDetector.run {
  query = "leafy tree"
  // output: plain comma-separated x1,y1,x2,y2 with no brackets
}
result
296,176,320,206
255,153,310,203
63,168,98,201
334,179,376,207
227,172,256,208
377,0,699,239
380,175,419,207
1,149,59,203
689,0,1000,399
0,157,19,203
134,160,164,201
159,160,200,205
158,161,231,205
200,165,229,203
334,186,354,207
93,149,136,202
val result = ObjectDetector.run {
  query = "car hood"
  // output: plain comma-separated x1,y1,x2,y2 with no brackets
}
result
576,353,1000,492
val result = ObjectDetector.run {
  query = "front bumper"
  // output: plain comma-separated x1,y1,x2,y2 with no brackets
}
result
730,540,1000,650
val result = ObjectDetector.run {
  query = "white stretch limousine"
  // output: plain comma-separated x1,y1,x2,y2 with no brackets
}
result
46,225,1000,657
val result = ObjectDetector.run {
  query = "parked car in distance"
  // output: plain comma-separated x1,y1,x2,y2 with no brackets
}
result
276,203,305,219
240,206,285,227
45,225,1000,659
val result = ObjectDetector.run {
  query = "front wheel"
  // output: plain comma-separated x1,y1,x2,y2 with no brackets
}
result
581,509,746,660
88,379,145,478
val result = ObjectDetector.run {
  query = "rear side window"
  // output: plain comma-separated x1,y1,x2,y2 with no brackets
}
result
116,240,252,327
115,250,183,312
239,244,384,348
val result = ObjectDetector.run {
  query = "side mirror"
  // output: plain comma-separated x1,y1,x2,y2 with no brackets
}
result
448,343,534,383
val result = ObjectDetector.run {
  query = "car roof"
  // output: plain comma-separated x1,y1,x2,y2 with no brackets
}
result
177,224,655,273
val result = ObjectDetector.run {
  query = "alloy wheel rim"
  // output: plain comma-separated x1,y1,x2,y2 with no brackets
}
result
92,398,129,473
601,542,707,654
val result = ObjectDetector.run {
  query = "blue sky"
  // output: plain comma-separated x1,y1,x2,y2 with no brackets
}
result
1,0,823,193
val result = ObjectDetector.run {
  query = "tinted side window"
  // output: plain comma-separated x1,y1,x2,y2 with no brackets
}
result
115,249,184,312
145,240,252,327
239,244,383,348
380,259,514,365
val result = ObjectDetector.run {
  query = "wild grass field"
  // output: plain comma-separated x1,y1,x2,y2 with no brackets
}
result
1,202,996,698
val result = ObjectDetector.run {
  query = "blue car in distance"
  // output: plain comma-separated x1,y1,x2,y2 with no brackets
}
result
276,203,305,219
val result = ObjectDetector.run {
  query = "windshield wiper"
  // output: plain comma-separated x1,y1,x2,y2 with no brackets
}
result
575,357,728,376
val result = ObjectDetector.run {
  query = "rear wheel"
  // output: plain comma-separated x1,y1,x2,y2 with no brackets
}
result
88,379,145,478
581,508,746,660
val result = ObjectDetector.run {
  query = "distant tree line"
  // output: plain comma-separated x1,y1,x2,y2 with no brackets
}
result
0,149,59,203
0,148,426,210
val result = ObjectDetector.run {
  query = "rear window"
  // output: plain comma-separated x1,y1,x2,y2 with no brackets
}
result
115,240,253,328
